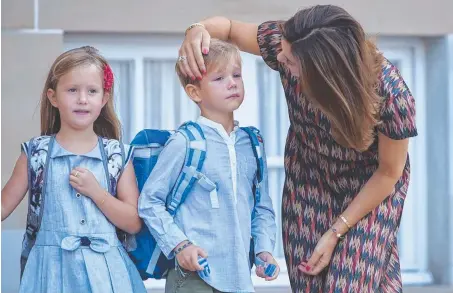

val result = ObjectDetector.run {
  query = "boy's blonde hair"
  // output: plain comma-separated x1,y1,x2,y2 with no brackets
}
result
176,39,241,87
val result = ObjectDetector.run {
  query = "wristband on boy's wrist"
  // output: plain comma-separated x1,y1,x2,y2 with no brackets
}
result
175,241,193,255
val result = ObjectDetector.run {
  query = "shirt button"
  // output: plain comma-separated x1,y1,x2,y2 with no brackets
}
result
76,193,81,198
80,219,86,225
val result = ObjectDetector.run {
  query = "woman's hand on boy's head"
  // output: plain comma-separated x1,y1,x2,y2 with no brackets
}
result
256,251,280,281
69,167,102,198
175,241,208,272
179,26,210,80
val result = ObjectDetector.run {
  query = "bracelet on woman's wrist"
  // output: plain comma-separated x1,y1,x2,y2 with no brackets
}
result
331,227,345,240
185,23,205,35
339,214,352,229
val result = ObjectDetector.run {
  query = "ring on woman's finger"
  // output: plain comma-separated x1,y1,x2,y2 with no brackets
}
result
75,171,80,178
178,55,187,62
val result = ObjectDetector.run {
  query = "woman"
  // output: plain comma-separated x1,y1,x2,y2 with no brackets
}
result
178,5,417,293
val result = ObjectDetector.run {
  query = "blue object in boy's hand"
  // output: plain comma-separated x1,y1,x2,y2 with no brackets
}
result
197,256,211,278
255,256,277,278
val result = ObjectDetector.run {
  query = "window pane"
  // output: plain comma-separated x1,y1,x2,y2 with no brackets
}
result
144,59,199,130
257,62,290,157
256,61,290,258
109,60,135,142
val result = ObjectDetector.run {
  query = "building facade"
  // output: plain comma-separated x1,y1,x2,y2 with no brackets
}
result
2,0,453,291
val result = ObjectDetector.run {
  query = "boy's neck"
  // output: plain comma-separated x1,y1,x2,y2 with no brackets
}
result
200,111,235,135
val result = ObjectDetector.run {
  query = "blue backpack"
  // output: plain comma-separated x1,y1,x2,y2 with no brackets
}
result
128,121,265,280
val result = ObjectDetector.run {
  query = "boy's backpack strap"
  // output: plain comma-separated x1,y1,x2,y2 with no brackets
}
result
21,135,53,277
240,127,265,204
240,127,266,268
166,121,207,216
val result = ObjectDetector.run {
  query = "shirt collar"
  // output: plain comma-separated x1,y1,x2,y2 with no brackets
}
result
197,116,239,141
50,138,103,160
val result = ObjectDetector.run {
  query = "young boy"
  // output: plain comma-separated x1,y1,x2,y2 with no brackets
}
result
138,39,278,293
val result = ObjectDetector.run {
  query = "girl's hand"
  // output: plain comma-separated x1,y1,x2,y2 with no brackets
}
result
69,167,103,198
298,228,340,275
256,251,280,281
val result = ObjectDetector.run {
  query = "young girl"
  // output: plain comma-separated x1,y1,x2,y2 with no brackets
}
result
1,46,147,293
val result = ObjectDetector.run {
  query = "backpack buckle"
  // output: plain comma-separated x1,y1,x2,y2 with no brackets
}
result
254,178,261,190
254,179,261,203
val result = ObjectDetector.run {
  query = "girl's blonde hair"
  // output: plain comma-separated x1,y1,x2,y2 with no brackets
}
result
40,46,121,139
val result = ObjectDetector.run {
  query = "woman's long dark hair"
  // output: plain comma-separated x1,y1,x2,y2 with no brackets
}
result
282,5,384,151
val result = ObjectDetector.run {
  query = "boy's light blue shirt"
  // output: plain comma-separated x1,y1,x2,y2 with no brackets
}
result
138,116,276,293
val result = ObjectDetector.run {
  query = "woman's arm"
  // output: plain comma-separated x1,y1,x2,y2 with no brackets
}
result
179,17,260,79
2,153,29,221
336,134,408,232
301,133,409,275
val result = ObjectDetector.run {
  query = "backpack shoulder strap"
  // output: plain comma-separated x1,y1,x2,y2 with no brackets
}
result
166,121,207,215
25,135,53,238
21,135,53,277
240,126,265,204
100,137,126,196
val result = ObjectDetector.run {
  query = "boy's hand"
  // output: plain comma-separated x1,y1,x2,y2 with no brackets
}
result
256,251,280,281
70,167,102,198
175,241,208,272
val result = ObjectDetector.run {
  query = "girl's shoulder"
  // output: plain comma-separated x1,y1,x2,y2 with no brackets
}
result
21,135,52,157
99,137,134,166
25,135,52,145
100,137,132,154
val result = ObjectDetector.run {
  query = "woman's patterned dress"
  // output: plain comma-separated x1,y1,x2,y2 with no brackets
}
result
257,21,417,293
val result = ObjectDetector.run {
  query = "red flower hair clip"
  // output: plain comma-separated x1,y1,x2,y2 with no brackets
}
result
104,64,114,92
